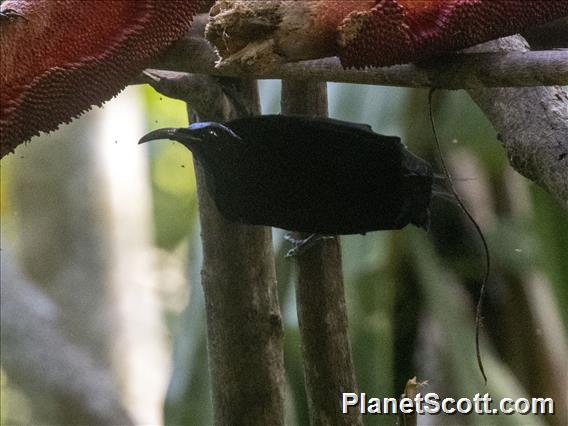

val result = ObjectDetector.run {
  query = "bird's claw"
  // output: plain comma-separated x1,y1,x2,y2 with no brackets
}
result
284,233,334,258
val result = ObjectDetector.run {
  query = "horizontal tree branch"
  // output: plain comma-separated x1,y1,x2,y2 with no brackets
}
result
153,25,568,89
141,17,568,205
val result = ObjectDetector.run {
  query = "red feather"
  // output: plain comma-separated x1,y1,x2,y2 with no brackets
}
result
1,0,203,157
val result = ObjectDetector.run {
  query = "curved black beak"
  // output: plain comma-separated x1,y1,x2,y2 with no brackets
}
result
138,128,201,145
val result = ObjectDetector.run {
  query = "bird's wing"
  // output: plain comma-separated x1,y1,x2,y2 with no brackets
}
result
224,115,401,153
291,115,375,134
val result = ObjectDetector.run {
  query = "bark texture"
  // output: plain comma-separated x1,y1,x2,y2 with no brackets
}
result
194,80,285,426
155,35,568,89
142,44,286,422
144,16,568,204
281,80,362,425
466,36,568,206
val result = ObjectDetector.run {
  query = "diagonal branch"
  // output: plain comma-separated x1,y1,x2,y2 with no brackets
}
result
1,243,133,425
466,36,568,207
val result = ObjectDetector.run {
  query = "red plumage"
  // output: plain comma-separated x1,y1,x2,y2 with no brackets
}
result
1,0,202,157
338,0,568,68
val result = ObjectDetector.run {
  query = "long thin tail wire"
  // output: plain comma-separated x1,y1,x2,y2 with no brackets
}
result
428,89,490,384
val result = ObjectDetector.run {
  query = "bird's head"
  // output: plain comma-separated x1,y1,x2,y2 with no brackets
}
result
138,121,242,159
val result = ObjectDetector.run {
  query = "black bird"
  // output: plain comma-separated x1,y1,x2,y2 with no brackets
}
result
139,115,433,238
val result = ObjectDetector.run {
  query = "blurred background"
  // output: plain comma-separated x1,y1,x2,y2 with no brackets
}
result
1,81,566,425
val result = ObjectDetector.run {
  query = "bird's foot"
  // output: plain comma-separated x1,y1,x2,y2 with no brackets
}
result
284,233,334,258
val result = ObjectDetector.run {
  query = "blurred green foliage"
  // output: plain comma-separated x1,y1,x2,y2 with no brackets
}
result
146,82,566,425
532,186,568,325
1,80,565,425
141,85,199,249
0,370,33,426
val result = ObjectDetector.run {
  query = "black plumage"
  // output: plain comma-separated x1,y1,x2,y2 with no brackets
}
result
139,115,433,235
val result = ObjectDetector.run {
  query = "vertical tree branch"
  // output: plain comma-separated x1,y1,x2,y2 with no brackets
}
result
281,80,362,425
193,79,285,425
142,70,286,424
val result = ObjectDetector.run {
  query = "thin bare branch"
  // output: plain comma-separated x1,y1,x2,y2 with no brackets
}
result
281,80,362,425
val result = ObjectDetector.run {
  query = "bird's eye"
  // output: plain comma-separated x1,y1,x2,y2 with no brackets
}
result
209,129,218,137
